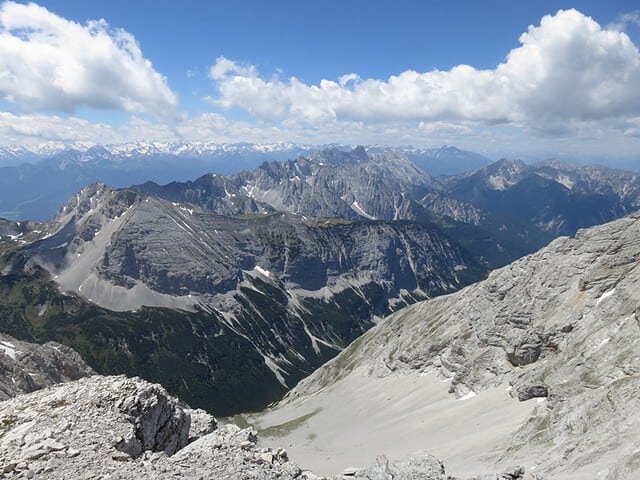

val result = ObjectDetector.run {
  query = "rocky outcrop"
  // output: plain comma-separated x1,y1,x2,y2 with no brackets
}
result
114,381,190,457
0,375,307,479
0,333,94,400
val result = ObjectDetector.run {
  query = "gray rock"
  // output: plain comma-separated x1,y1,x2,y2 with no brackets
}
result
0,375,311,479
516,385,548,402
339,454,448,480
115,382,190,456
184,408,216,440
0,333,95,400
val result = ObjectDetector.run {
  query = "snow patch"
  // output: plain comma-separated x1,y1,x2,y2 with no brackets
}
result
0,341,17,360
351,201,376,220
255,266,271,278
459,391,477,401
596,288,615,306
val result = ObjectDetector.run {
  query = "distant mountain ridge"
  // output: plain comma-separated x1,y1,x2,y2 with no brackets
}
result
0,142,488,221
443,158,640,235
0,141,313,163
0,142,317,221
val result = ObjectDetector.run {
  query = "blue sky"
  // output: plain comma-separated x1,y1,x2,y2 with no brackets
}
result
1,1,640,165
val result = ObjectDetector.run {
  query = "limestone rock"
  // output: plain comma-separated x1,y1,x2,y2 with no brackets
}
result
184,408,216,440
0,375,314,479
0,333,95,400
338,454,448,480
115,381,190,456
516,385,548,402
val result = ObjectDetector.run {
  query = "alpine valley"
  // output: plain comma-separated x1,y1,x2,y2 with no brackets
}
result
1,145,639,418
0,200,638,479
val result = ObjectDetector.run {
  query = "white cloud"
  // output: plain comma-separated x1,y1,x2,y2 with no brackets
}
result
607,11,640,32
208,9,640,134
0,112,117,143
0,1,177,117
2,7,640,165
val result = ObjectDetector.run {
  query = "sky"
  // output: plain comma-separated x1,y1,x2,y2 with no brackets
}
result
1,1,640,165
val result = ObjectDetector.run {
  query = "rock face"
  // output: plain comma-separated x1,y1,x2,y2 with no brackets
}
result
0,333,95,400
253,212,640,479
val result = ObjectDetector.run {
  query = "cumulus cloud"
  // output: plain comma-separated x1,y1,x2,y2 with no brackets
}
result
208,9,640,134
0,1,177,117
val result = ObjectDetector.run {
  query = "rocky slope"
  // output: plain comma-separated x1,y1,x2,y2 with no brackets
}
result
444,158,640,236
247,212,640,479
0,375,301,479
0,333,94,400
0,364,526,480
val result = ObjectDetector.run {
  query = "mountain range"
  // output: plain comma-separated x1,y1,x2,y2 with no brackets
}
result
0,166,485,414
444,158,640,236
0,142,490,221
1,146,639,418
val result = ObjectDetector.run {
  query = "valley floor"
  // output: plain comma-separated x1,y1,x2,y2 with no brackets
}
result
245,367,540,478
